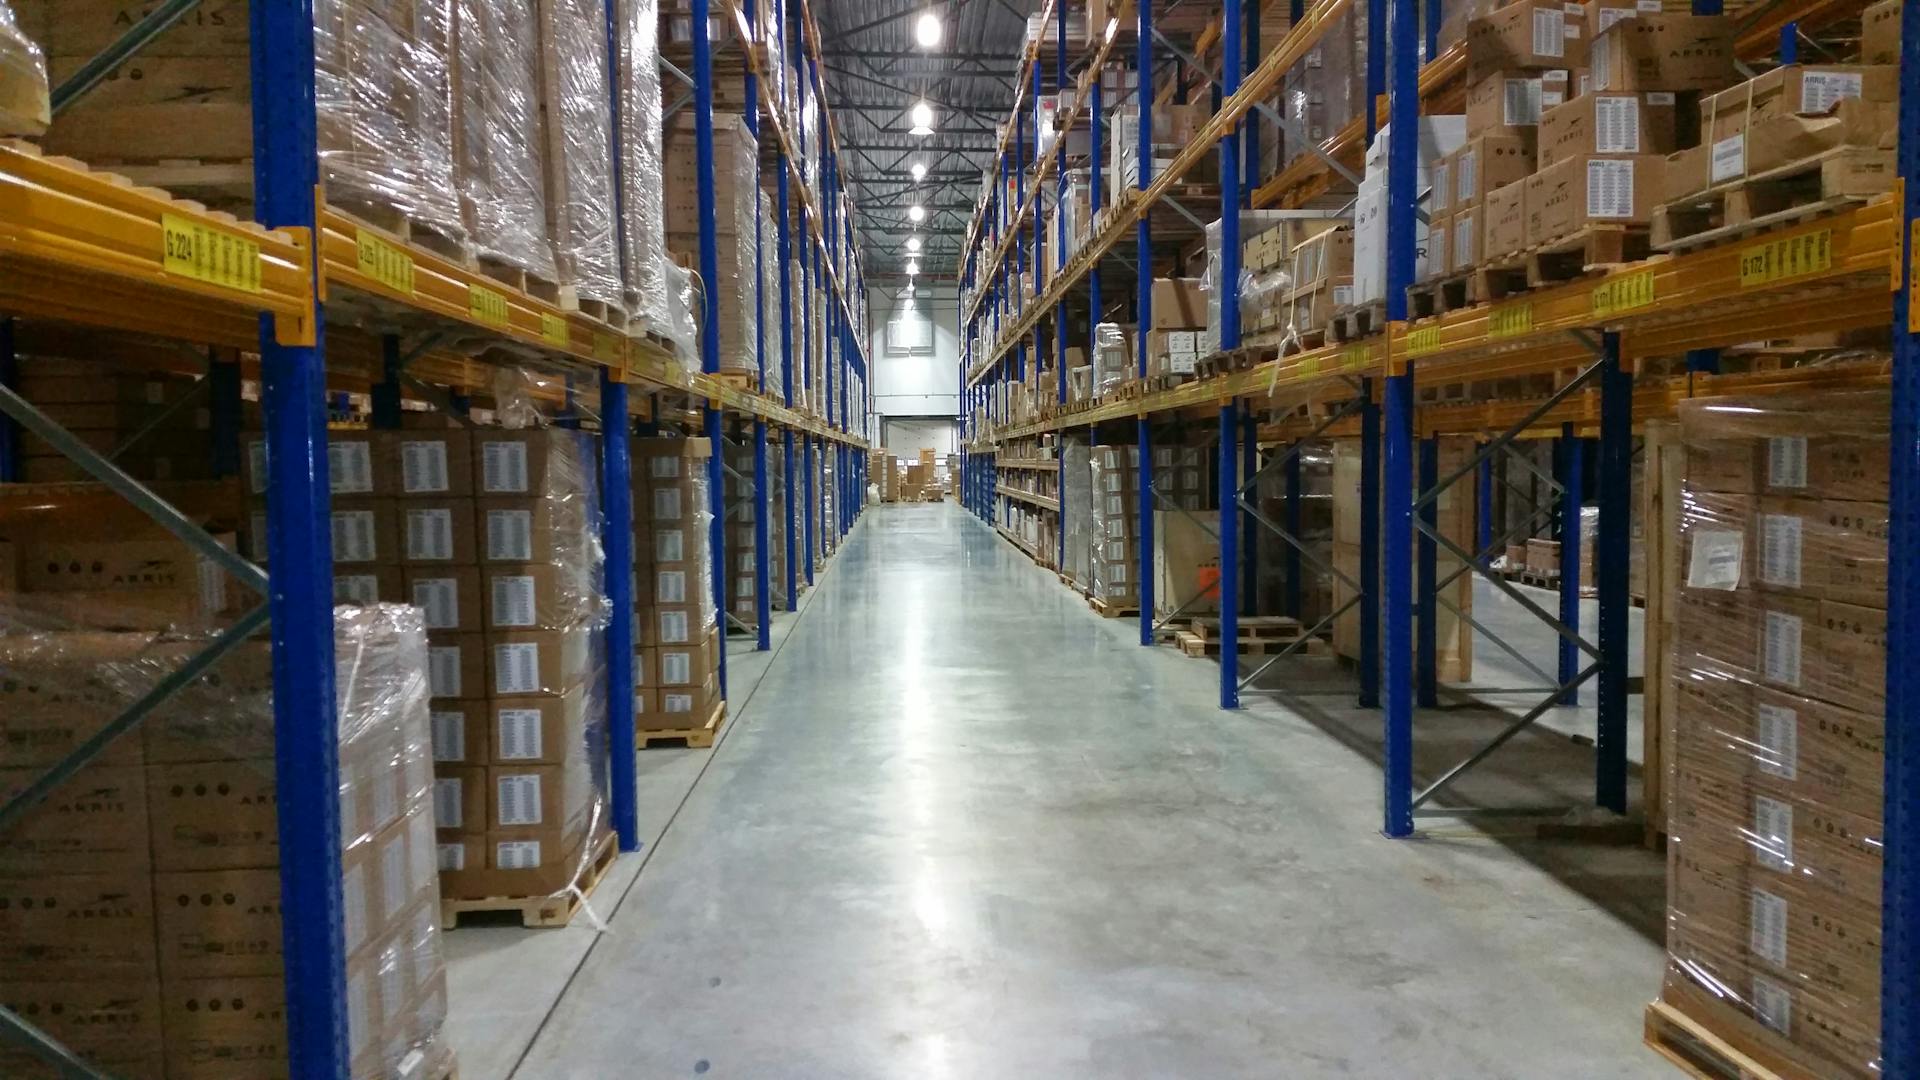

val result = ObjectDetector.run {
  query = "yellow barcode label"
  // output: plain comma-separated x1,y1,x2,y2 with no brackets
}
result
355,229,414,295
541,312,569,347
1298,355,1322,377
1406,326,1441,357
160,213,262,293
595,332,623,364
1591,269,1654,319
1739,228,1832,288
469,284,510,326
1342,345,1371,370
1488,302,1533,339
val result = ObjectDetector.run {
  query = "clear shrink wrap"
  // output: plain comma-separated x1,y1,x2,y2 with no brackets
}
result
0,0,46,136
665,114,761,374
659,259,699,364
536,0,624,308
0,603,455,1080
1086,444,1139,605
631,437,720,727
453,0,556,279
1062,437,1093,591
1280,7,1365,174
617,0,668,328
1660,390,1889,1080
1203,214,1295,353
1093,322,1132,398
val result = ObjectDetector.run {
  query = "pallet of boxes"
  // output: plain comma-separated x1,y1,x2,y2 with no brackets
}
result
1085,445,1139,618
0,494,457,1078
1648,390,1889,1080
633,437,725,748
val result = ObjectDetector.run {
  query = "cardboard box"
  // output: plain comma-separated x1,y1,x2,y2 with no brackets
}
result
399,500,479,564
425,632,488,700
0,763,148,876
1538,92,1678,168
1588,14,1736,94
154,867,283,979
0,522,237,628
438,829,592,900
159,975,288,1080
404,565,483,633
1524,153,1663,244
472,428,593,496
1700,66,1897,147
1152,511,1221,620
1748,687,1883,822
1451,134,1535,211
653,629,719,687
1425,211,1450,282
0,871,157,978
652,603,713,645
1762,432,1890,504
0,978,165,1079
642,671,720,730
486,763,594,838
1753,498,1887,609
486,685,590,765
1465,0,1584,72
327,498,399,565
1451,207,1481,273
483,563,588,631
1584,0,1664,40
1484,177,1529,259
1812,599,1886,715
0,633,156,767
1862,0,1899,65
649,522,709,566
429,700,488,766
1465,70,1565,142
485,628,593,697
477,496,587,563
432,766,487,836
245,431,383,497
332,565,405,606
147,759,277,872
1148,278,1206,329
383,430,474,498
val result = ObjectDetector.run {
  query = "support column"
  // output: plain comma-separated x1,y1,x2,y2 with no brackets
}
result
1594,334,1631,813
1416,437,1438,709
1381,0,1418,839
1220,403,1240,709
1136,0,1155,649
1476,443,1493,567
599,370,639,850
1557,425,1583,706
1359,379,1380,709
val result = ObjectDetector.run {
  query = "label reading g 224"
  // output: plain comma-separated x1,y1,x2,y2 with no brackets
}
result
469,284,510,327
540,313,570,347
355,229,415,295
1487,302,1533,339
161,213,262,293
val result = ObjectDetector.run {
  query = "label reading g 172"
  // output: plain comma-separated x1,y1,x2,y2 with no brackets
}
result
161,213,262,293
1488,302,1533,339
1405,326,1441,357
469,284,510,326
1740,229,1832,287
1591,269,1654,318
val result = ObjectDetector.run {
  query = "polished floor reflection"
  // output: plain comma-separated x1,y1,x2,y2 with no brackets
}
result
509,501,1670,1079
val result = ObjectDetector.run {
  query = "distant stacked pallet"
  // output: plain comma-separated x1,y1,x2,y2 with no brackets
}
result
721,439,779,628
633,436,724,747
4,354,227,483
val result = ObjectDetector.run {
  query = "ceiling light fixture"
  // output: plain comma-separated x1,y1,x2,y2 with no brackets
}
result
907,260,920,276
909,161,927,182
914,10,943,48
908,204,925,223
909,100,935,135
906,236,922,253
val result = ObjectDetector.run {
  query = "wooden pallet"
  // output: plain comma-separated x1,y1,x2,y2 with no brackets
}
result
439,830,619,931
478,254,563,307
1643,1000,1791,1080
1329,301,1386,343
558,286,631,332
1088,595,1139,618
1406,274,1479,320
1478,225,1650,300
1653,147,1894,254
637,698,728,749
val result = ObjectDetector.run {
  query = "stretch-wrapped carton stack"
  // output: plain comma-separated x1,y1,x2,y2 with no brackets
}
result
632,437,721,732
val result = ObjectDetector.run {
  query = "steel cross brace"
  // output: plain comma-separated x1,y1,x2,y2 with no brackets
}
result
1412,661,1603,810
0,1004,117,1079
51,0,204,114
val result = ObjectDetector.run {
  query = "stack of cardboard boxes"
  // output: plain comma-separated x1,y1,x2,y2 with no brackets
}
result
6,355,222,484
1660,390,1888,1079
1284,225,1354,338
632,437,722,735
1087,446,1139,610
665,112,761,376
0,596,455,1079
721,440,779,628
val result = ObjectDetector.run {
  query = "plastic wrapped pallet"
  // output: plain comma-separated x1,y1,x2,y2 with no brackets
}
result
1093,322,1132,399
665,113,761,373
0,603,456,1080
617,0,668,330
1087,444,1139,608
632,437,720,730
758,189,783,392
453,0,556,280
1657,390,1888,1080
0,0,46,136
1280,6,1366,174
1204,212,1297,354
536,0,624,312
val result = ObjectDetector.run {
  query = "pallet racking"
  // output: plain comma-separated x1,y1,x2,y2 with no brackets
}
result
0,0,869,1070
956,0,1920,1071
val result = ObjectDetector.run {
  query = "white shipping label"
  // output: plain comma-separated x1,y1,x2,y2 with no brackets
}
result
657,569,688,604
347,970,372,1050
496,774,544,826
1455,216,1475,267
653,487,685,522
1763,611,1804,687
494,642,542,694
342,863,367,953
734,576,754,599
661,651,692,685
487,510,535,561
1504,78,1544,126
1541,89,1564,109
1592,33,1613,91
481,440,531,493
664,691,695,714
491,575,538,628
437,843,466,872
659,609,691,644
1636,0,1661,9
656,529,686,563
1752,975,1793,1036
334,575,379,605
497,708,545,760
401,440,451,493
406,509,455,561
431,710,467,762
1759,513,1804,588
1586,158,1636,219
1455,149,1478,203
497,840,543,869
1532,8,1565,56
413,578,460,630
1646,91,1676,105
1711,134,1747,184
1749,889,1789,968
1432,161,1451,211
1687,528,1746,590
1768,436,1809,488
380,835,407,917
332,510,378,562
428,646,463,697
1332,285,1354,306
1800,71,1864,114
1753,794,1795,872
329,441,375,494
247,440,268,493
198,553,227,615
1593,95,1641,153
433,777,464,829
1755,702,1799,780
1169,352,1197,375
650,455,682,479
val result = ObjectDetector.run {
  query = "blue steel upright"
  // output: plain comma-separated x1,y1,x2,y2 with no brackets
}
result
1218,0,1243,709
1359,377,1380,709
743,0,771,650
1557,427,1583,706
1884,2,1920,1066
1594,333,1631,812
691,0,728,698
778,160,798,611
251,0,348,1068
1135,0,1154,648
600,369,640,849
1381,0,1419,839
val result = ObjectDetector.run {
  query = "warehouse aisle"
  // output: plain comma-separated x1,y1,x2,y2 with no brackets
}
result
508,501,1670,1079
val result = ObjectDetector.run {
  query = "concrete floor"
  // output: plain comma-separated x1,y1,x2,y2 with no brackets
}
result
452,501,1672,1079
